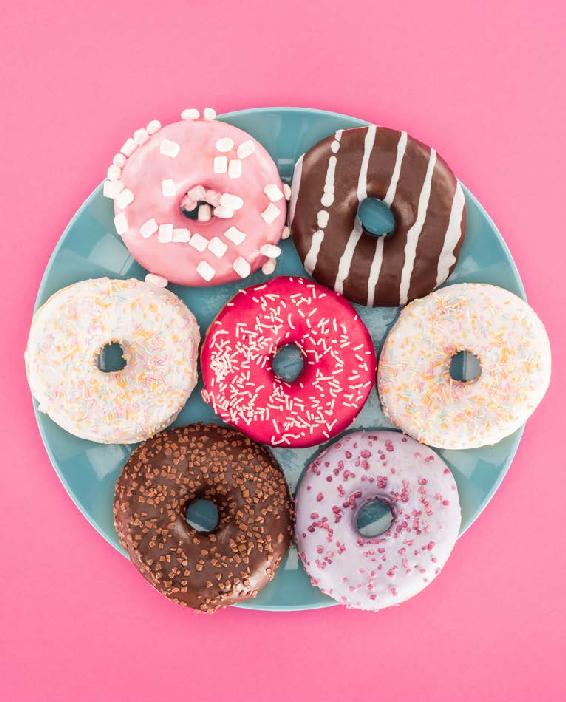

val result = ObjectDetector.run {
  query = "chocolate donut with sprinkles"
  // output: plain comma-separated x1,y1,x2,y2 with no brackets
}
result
114,424,293,612
201,277,376,448
289,125,466,306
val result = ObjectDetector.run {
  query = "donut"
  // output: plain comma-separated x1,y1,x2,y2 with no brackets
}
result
289,125,466,306
25,277,200,444
378,284,551,449
114,424,293,612
295,431,461,611
104,108,288,286
200,276,376,448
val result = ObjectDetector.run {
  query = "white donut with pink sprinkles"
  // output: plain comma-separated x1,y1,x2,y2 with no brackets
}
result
295,431,461,611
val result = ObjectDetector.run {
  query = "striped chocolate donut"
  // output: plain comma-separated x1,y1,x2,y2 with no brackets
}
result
289,125,466,307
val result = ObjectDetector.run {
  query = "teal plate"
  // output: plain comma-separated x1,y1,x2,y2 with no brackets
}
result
33,108,525,611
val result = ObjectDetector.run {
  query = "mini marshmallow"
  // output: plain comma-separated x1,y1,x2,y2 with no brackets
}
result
188,185,206,201
233,257,251,278
260,243,282,258
113,213,128,235
197,261,216,281
139,218,158,238
120,138,137,157
144,273,168,287
284,183,292,200
264,183,284,202
203,107,217,120
158,223,174,243
228,159,242,179
116,188,135,209
189,233,208,252
103,180,125,199
237,140,255,159
181,108,200,120
147,119,161,134
208,237,228,258
107,164,121,181
214,156,228,174
262,259,276,275
181,196,197,213
224,226,246,245
159,139,180,158
216,137,234,152
161,179,177,197
134,128,149,145
220,193,244,210
198,204,212,222
205,189,221,206
113,153,126,167
173,228,191,243
213,206,234,219
261,203,281,224
281,226,291,239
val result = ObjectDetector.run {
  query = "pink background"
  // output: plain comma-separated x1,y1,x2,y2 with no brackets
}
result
1,1,565,700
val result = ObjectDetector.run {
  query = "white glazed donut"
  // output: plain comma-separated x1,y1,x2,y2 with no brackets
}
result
295,431,461,611
25,277,200,444
378,283,551,449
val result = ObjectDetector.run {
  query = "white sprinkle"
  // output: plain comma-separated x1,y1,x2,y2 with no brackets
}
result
262,259,276,275
113,153,126,167
216,137,234,152
197,260,216,281
116,188,134,209
147,119,161,135
189,233,208,252
158,223,173,243
133,128,149,145
208,237,228,258
139,218,158,238
188,185,206,201
228,159,242,179
214,206,234,219
264,183,284,202
281,226,291,239
107,164,121,181
198,204,212,222
261,203,281,224
103,180,124,199
237,140,255,159
260,243,282,258
160,138,180,158
214,156,228,174
283,183,292,200
173,227,191,242
317,210,329,228
181,108,200,120
224,226,246,245
113,212,128,235
203,107,217,120
120,138,137,157
161,179,177,197
233,257,251,278
220,193,244,210
145,273,168,287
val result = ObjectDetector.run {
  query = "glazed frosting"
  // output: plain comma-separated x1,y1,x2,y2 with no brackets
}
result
290,125,466,306
295,430,461,611
201,277,376,448
378,284,551,449
105,111,287,286
25,277,200,444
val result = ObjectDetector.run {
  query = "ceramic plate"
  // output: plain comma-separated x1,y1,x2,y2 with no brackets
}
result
32,108,525,611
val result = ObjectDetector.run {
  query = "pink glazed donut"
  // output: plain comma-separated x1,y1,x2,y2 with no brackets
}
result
295,431,461,610
201,277,376,448
104,108,288,286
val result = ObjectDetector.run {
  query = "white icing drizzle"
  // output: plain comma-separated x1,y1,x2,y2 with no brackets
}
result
334,125,377,294
435,181,466,286
366,238,384,306
304,230,324,274
399,149,437,305
288,154,304,225
383,131,408,206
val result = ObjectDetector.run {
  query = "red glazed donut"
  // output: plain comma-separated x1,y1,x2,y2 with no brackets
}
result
201,277,376,448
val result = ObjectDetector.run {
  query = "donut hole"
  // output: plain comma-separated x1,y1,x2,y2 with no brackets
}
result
356,498,393,537
96,342,127,373
272,343,304,383
358,198,395,238
185,498,219,533
449,350,482,383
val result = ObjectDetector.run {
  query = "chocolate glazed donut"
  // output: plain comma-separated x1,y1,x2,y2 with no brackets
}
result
114,423,293,612
289,126,466,306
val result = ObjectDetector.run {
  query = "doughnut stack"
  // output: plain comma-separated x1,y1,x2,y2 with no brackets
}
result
25,110,551,613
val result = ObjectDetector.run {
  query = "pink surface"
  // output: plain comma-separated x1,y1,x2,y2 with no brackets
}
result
1,1,565,700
